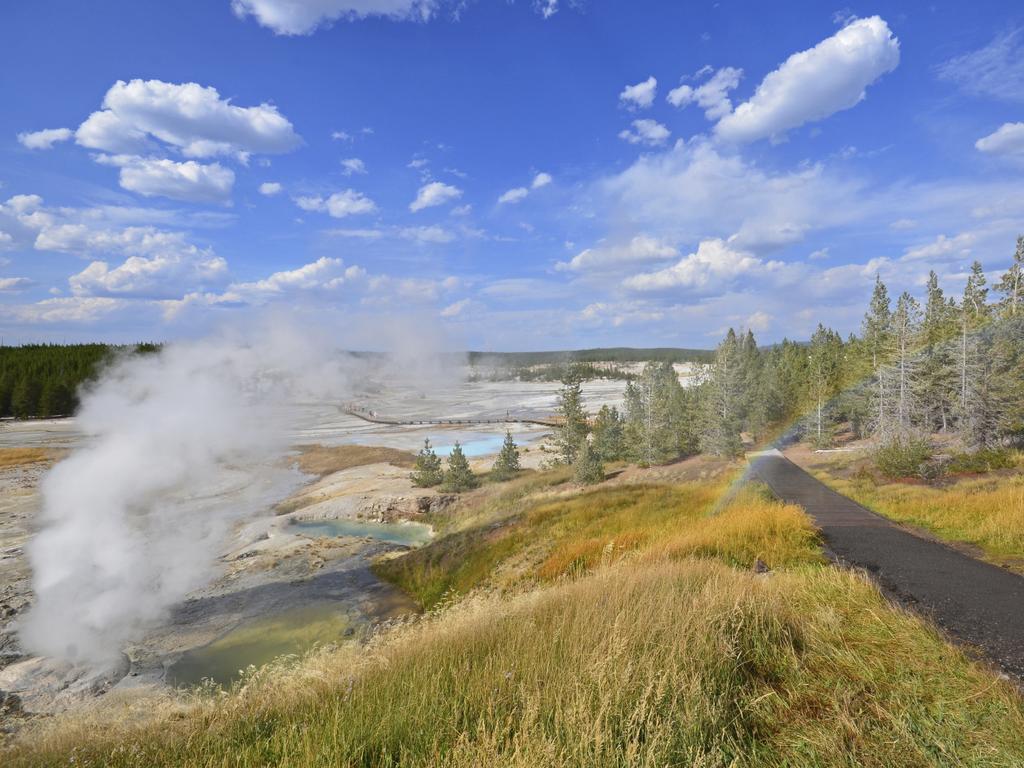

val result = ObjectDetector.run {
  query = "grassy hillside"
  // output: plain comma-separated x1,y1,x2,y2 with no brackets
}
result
10,464,1024,766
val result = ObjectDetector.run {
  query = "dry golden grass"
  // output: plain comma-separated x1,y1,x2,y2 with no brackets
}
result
291,443,416,477
0,446,63,469
9,473,1024,766
10,557,1024,767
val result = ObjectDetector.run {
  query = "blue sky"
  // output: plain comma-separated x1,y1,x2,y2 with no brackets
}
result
1,0,1022,349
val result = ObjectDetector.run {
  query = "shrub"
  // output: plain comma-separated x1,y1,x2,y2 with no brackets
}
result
873,438,933,479
945,448,1017,475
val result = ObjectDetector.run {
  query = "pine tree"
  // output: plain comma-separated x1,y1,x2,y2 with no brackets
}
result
806,324,842,446
442,442,477,492
623,362,690,464
555,365,589,464
591,405,625,462
995,236,1024,319
573,437,604,485
862,274,894,438
957,261,993,445
410,438,444,487
919,271,956,432
700,329,745,457
886,291,922,437
491,430,521,480
11,375,41,419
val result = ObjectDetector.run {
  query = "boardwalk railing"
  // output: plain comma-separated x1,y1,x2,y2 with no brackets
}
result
343,406,561,428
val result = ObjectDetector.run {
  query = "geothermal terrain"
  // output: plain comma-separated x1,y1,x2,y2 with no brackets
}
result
0,374,627,723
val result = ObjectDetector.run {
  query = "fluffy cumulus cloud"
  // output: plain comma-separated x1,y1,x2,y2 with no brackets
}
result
623,238,780,292
715,16,899,143
76,79,301,159
937,28,1024,103
667,67,742,120
532,172,552,189
230,0,437,35
295,189,377,217
95,155,235,203
70,246,228,299
976,122,1024,159
17,127,73,150
619,76,657,109
258,181,283,195
619,119,670,146
557,235,678,272
410,181,462,212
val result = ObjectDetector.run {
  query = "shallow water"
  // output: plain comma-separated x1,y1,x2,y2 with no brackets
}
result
434,434,507,457
165,604,351,688
291,518,433,547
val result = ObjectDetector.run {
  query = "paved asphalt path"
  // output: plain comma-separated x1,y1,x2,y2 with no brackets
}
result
751,450,1024,678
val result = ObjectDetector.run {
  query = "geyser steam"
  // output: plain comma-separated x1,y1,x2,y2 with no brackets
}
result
19,324,357,665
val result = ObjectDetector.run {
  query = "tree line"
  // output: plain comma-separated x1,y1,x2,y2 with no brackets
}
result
0,343,159,419
549,236,1024,480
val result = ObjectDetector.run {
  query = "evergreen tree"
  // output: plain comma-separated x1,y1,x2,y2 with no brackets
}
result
555,365,589,464
995,236,1024,319
442,442,477,492
700,329,745,457
491,430,521,480
957,261,994,445
623,362,690,464
919,271,956,432
806,324,843,446
590,405,625,462
410,438,444,487
862,275,894,437
573,437,604,485
887,291,922,437
11,375,41,419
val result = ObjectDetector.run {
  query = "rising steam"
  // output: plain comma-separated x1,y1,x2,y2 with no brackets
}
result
19,323,361,665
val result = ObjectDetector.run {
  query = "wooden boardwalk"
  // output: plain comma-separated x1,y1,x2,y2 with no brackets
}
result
343,407,561,428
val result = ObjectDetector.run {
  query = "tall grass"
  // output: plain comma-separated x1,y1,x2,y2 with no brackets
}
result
11,560,1024,767
10,476,1024,766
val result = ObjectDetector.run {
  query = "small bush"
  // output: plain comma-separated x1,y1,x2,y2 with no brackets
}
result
945,448,1017,475
873,438,933,479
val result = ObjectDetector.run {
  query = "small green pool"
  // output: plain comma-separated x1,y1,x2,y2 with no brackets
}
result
291,518,433,547
166,604,351,688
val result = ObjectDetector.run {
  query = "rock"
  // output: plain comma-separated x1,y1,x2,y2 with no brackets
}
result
752,558,771,575
417,494,457,515
0,690,23,717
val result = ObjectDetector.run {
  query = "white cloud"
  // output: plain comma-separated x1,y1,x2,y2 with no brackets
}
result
231,0,437,35
623,238,779,292
95,155,235,203
937,28,1024,103
532,172,552,189
410,181,462,212
901,232,975,262
556,235,678,272
619,76,657,109
667,67,742,120
0,297,122,324
326,227,385,239
70,248,228,299
341,157,367,175
619,119,671,146
976,122,1024,159
715,16,899,143
440,298,470,317
75,79,300,159
808,247,830,260
450,204,472,216
398,225,455,243
0,231,12,247
258,181,283,195
295,189,377,218
498,187,529,205
535,0,558,19
17,128,73,150
332,130,352,141
0,277,33,292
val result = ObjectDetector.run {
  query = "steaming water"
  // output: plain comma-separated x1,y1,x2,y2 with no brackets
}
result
166,604,351,688
291,518,433,547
